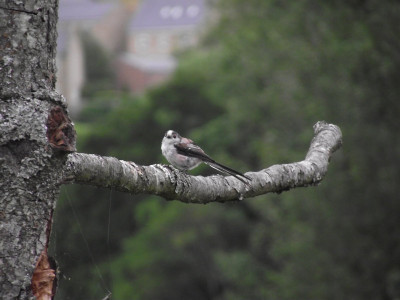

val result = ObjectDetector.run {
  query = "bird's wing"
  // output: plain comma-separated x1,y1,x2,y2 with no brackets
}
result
174,142,213,162
174,142,251,183
181,137,194,144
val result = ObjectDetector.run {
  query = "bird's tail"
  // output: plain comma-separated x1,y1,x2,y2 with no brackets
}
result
205,161,251,184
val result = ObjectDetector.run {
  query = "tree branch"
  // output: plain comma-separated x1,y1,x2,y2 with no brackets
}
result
63,121,342,203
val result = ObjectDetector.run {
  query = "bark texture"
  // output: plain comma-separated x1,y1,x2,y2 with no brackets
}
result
65,121,342,203
0,1,73,299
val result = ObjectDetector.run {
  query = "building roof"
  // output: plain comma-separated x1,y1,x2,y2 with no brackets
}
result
129,0,205,30
57,0,117,53
59,0,116,21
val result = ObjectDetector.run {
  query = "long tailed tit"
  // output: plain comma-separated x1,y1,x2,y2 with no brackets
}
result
161,130,251,183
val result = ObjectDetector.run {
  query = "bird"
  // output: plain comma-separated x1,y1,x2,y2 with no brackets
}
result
161,130,251,183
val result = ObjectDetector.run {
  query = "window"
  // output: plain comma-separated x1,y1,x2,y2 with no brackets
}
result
170,6,183,19
159,6,184,19
135,33,150,53
186,5,199,18
157,34,170,53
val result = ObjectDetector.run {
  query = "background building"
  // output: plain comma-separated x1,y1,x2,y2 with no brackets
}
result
57,0,131,115
57,0,207,115
117,0,206,93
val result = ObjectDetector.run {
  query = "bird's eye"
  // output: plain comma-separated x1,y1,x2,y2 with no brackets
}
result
167,135,171,139
173,134,176,138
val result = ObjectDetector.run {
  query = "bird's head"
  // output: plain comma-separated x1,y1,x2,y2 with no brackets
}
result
163,130,181,144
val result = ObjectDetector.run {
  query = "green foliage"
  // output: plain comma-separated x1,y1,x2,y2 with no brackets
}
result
109,199,276,300
52,0,400,299
79,31,115,100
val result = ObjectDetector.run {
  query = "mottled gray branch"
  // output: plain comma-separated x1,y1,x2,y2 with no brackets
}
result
64,121,342,203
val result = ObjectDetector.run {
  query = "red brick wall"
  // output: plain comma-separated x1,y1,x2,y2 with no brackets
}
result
116,59,170,93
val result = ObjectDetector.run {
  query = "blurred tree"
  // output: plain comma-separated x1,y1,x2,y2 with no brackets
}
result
80,32,115,103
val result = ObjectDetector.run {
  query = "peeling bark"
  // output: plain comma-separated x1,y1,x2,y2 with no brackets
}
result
64,121,342,203
31,251,56,300
46,106,76,152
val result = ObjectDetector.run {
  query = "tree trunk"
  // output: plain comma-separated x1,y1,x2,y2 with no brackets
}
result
0,1,75,299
